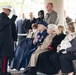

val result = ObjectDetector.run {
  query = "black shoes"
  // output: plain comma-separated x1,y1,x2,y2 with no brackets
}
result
23,67,37,75
28,67,37,75
23,67,30,74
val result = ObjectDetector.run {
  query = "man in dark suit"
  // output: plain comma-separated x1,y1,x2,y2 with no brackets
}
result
0,6,17,75
16,13,27,42
25,12,36,33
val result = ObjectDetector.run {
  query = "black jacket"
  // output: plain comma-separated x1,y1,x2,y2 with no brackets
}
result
51,33,66,51
0,12,17,57
11,22,17,41
24,18,36,33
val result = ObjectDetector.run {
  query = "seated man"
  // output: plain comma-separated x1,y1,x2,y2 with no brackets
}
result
22,20,48,70
10,20,48,70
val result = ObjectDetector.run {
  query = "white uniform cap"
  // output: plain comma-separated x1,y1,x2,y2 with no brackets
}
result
2,6,12,10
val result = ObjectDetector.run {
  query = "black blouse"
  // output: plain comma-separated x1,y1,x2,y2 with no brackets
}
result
51,33,66,51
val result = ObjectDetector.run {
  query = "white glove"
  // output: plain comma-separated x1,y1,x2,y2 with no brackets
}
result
12,9,16,15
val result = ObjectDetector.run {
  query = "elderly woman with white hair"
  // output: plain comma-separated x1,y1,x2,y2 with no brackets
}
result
36,25,66,75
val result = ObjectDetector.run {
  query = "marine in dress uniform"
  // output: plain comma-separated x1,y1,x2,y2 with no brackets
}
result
0,6,17,75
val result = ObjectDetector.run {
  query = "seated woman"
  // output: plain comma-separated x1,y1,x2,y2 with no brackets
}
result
10,20,48,70
27,23,38,38
50,22,76,75
36,25,66,75
58,22,76,75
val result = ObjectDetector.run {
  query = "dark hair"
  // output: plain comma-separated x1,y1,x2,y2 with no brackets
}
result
67,22,75,32
32,23,38,29
38,10,44,19
66,16,72,24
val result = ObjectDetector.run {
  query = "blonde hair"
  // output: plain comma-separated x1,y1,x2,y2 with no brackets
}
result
57,25,64,34
67,22,75,32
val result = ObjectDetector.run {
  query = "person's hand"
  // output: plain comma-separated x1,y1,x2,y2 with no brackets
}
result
33,39,36,44
35,37,38,42
37,46,41,50
35,46,41,52
33,36,38,44
29,29,32,33
57,46,61,52
12,9,16,15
